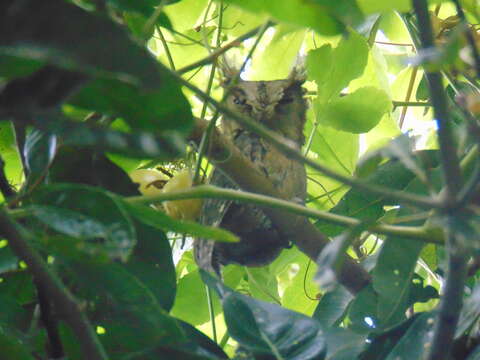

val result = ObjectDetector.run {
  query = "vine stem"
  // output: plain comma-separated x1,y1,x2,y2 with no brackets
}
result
0,209,107,360
125,184,443,244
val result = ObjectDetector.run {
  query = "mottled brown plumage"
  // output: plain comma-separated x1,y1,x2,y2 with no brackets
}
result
195,76,307,271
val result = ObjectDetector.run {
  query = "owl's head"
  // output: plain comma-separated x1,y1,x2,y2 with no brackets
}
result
223,76,307,145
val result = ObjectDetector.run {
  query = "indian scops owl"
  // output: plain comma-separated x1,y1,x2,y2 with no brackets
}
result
195,75,307,272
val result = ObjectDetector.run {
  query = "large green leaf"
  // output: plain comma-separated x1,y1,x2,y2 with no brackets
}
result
49,146,141,196
204,272,327,359
0,0,160,87
307,32,369,103
0,0,193,134
171,269,222,325
0,329,34,360
65,260,186,355
32,184,136,261
320,87,391,133
384,312,434,360
313,286,354,328
220,0,344,35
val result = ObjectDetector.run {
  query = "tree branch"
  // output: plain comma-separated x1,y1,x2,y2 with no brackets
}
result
412,1,468,359
0,209,108,360
186,118,371,294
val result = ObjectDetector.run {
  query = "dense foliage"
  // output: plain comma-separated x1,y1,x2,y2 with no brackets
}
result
1,0,480,359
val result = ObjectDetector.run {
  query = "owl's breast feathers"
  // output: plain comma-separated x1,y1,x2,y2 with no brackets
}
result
195,130,306,269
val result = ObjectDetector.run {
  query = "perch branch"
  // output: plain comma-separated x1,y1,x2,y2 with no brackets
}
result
0,209,108,360
188,118,371,294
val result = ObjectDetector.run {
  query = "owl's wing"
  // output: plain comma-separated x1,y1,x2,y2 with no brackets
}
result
194,168,237,272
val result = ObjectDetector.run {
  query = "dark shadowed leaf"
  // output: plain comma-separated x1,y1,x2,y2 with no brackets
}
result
65,260,186,355
23,129,57,188
126,219,176,311
0,0,161,87
203,271,327,360
32,184,136,261
0,330,34,360
384,312,434,360
358,315,419,360
49,146,141,196
313,286,354,327
348,284,379,334
324,327,367,360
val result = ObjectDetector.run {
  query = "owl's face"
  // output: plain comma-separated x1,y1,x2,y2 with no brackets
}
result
223,78,307,145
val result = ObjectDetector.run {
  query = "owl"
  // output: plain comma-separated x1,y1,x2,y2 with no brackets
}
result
195,75,308,272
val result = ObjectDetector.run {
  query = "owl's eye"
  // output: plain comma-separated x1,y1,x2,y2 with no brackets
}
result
233,97,246,105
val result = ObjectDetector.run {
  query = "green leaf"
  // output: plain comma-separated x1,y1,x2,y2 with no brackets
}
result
320,87,391,133
0,329,34,360
347,284,379,333
456,283,480,338
125,202,238,243
0,246,18,274
203,272,327,359
69,75,193,134
171,269,222,325
32,184,136,261
106,0,178,18
246,267,280,303
220,0,344,36
126,219,176,311
23,129,57,188
324,327,367,360
309,31,369,102
49,146,141,196
0,0,161,87
67,260,186,354
385,312,434,360
316,224,369,291
313,286,353,328
0,0,193,134
359,315,419,360
47,115,185,160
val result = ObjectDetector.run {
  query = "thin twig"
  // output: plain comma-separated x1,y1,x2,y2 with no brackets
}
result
157,26,176,71
399,66,419,129
452,0,480,78
177,21,275,74
0,209,107,360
